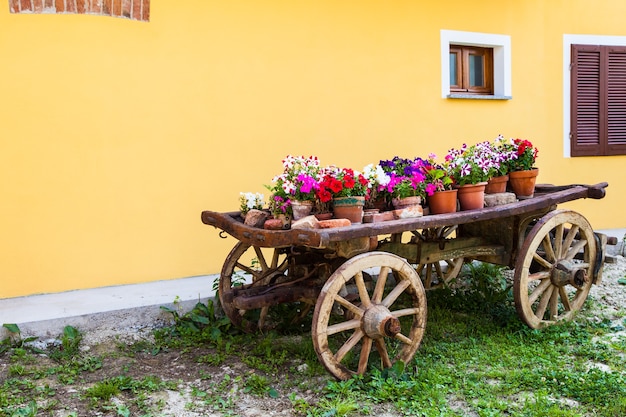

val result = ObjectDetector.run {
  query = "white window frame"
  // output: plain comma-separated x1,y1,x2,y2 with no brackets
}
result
563,34,626,157
440,30,512,99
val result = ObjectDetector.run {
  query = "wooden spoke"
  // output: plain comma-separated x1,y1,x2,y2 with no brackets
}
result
355,272,371,308
549,288,559,320
372,266,390,303
254,246,269,271
374,338,392,368
234,262,259,279
392,307,422,318
335,329,365,363
562,225,580,258
334,295,363,318
528,270,551,282
554,224,564,259
358,338,373,374
542,234,556,263
514,210,596,329
565,239,587,260
528,278,552,305
559,286,572,312
312,252,426,380
382,279,411,308
327,319,361,335
532,252,553,269
534,285,553,320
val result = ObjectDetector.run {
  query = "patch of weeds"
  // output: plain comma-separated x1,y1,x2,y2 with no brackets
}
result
243,372,279,397
157,299,237,350
84,375,178,411
49,326,82,362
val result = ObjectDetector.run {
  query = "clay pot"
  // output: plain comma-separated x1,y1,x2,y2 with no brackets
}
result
455,182,487,211
485,175,509,194
332,196,365,224
391,196,421,210
428,189,458,214
509,169,539,199
291,200,314,220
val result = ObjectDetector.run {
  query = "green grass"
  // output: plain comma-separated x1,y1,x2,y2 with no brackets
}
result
1,264,625,416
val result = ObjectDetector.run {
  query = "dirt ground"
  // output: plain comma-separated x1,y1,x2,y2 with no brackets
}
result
2,246,626,417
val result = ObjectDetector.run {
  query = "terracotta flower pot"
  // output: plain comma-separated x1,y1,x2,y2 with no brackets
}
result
509,168,539,199
391,196,421,210
455,182,487,211
485,175,509,194
428,189,458,214
332,196,365,224
291,200,314,220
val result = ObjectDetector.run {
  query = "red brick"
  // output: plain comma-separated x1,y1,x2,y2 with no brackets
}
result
121,0,131,17
88,0,102,13
131,0,141,20
76,0,85,13
9,0,19,12
102,0,112,15
54,0,64,12
112,0,121,16
141,0,149,21
33,0,43,12
19,0,32,12
66,0,76,12
44,0,53,10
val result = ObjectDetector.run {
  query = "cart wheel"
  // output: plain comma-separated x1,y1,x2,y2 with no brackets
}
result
312,252,427,380
514,210,596,329
414,226,464,289
219,242,306,333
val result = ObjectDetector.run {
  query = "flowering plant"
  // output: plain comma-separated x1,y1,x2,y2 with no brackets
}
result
421,154,454,195
489,135,519,176
269,194,291,217
239,192,265,215
509,138,538,171
446,142,500,186
316,166,369,202
378,156,428,199
269,155,320,201
361,163,391,207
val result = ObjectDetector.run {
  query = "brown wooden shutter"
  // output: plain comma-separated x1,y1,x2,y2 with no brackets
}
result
607,46,626,155
571,44,626,156
571,44,602,156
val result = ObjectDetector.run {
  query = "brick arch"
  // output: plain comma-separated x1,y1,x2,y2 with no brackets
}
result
9,0,150,22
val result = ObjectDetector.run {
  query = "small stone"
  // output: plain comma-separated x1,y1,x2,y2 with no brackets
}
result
264,218,289,230
291,215,320,229
484,192,517,207
244,209,269,227
319,219,351,228
393,205,423,219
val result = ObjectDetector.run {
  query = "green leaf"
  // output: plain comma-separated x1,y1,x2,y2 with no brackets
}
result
617,278,626,285
2,323,20,334
269,387,279,398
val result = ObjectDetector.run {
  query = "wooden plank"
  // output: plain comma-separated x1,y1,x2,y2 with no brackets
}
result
201,183,608,250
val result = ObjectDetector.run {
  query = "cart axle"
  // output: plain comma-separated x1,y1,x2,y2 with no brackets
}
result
363,304,401,338
552,260,588,289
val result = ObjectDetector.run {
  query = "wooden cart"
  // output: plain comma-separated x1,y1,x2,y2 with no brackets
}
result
201,183,612,380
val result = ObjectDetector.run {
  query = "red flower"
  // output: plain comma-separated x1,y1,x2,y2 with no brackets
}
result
328,178,343,193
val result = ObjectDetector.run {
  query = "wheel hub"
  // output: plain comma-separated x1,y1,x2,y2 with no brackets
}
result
550,260,588,289
362,304,401,339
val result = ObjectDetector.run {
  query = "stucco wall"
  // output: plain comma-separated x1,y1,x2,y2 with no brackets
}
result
1,0,624,297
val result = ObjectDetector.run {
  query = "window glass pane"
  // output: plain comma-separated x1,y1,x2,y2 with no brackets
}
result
469,54,484,87
449,53,457,85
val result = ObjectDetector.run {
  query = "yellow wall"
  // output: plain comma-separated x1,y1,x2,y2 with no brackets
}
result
1,1,624,298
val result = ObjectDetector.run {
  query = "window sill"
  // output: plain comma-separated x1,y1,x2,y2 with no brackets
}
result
447,94,512,100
